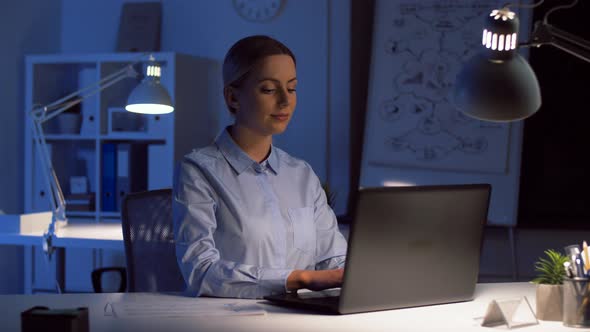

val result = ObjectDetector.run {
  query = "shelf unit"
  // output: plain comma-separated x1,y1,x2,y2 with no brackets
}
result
24,52,221,222
23,52,222,293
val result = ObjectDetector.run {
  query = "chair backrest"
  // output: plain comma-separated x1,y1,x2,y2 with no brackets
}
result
121,188,186,292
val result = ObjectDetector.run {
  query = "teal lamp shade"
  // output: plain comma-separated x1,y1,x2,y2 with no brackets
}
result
126,62,174,114
454,8,542,122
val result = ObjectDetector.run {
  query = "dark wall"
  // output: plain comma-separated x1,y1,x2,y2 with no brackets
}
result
0,0,61,294
348,0,374,219
518,0,590,228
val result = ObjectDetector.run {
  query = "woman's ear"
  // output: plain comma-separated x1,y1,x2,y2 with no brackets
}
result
223,86,240,112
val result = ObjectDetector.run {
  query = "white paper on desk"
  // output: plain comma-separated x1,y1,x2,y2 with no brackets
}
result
109,301,266,318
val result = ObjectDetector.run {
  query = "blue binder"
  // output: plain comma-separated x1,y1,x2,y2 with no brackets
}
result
115,143,148,211
101,143,117,212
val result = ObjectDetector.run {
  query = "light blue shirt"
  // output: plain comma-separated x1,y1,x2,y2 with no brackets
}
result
173,127,347,299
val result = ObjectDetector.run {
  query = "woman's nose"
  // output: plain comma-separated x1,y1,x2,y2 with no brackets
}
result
277,88,289,107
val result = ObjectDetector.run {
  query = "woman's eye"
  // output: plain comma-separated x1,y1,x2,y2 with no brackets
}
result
261,88,275,94
288,88,297,93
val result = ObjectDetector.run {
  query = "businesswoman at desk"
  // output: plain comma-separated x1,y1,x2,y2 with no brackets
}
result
173,35,348,299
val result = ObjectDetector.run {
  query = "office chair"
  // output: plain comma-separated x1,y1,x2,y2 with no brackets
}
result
120,188,186,292
91,188,185,293
91,267,127,293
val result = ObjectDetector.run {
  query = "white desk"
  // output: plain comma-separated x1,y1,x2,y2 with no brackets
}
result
0,220,124,293
0,222,123,250
0,283,581,332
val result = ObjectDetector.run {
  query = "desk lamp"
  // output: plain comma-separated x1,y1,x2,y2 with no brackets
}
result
453,0,590,122
31,54,173,259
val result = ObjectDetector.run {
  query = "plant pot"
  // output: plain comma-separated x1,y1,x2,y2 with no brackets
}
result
536,283,563,321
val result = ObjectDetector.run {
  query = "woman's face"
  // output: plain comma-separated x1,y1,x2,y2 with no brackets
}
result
232,54,297,136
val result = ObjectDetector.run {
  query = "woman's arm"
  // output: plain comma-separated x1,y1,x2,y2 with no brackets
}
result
309,167,348,270
173,159,293,299
286,269,344,291
283,165,348,293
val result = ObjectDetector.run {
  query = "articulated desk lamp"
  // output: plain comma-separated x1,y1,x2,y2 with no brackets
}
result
454,0,589,122
31,54,174,260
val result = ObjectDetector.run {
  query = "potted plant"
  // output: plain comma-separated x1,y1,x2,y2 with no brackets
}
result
531,249,569,321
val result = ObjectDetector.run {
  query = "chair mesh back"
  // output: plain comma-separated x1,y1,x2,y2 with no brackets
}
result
121,189,186,292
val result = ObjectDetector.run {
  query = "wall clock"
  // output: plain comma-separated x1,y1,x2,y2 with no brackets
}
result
232,0,285,22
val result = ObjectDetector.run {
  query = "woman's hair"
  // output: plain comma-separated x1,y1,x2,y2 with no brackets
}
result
222,35,296,113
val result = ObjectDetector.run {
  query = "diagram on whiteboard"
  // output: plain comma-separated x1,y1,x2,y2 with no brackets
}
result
365,0,511,173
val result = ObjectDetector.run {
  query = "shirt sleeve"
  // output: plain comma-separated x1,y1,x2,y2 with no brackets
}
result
173,158,293,299
308,168,348,270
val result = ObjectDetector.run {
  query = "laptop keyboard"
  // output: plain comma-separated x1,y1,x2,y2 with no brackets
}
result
298,288,340,298
298,295,340,306
296,288,341,305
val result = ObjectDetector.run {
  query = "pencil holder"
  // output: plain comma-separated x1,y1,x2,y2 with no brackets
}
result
563,277,590,328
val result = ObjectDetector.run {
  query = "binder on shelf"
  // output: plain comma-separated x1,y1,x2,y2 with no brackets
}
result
101,143,117,212
33,143,52,212
78,67,98,136
116,143,148,211
116,144,130,211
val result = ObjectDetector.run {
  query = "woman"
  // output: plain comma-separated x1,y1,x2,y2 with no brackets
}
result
173,35,347,299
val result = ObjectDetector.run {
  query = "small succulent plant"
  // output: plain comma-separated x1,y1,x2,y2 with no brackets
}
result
531,249,569,285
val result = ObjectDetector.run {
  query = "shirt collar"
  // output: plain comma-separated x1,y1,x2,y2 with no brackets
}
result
216,127,280,175
266,147,279,174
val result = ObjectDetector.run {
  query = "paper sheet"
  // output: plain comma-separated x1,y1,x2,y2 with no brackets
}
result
107,301,266,318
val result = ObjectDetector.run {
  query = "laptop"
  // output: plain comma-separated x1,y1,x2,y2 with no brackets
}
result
264,183,491,314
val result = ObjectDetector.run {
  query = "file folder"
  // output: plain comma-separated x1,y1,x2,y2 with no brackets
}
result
101,143,117,212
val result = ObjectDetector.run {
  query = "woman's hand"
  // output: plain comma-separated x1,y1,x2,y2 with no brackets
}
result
287,268,344,291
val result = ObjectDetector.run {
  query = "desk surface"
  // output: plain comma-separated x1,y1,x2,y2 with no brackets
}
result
0,223,123,250
0,283,577,332
0,223,350,251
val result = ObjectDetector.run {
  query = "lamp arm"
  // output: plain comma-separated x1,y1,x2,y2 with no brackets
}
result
32,65,138,122
546,24,590,64
524,22,590,64
31,115,61,215
30,64,139,259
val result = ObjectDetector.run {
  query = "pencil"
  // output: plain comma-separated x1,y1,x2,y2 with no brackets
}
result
584,241,590,272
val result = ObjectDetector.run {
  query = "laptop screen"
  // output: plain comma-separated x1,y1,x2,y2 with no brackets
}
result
338,184,491,314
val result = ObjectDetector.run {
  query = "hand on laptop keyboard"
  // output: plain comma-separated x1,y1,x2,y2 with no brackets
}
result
287,268,344,291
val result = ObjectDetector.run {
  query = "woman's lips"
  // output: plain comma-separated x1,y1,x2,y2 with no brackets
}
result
271,114,289,121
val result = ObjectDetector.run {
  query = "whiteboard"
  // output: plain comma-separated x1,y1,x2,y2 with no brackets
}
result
361,0,533,226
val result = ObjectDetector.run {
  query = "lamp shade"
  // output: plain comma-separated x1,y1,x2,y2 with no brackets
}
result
454,52,541,122
126,78,174,114
453,7,542,122
125,61,174,114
